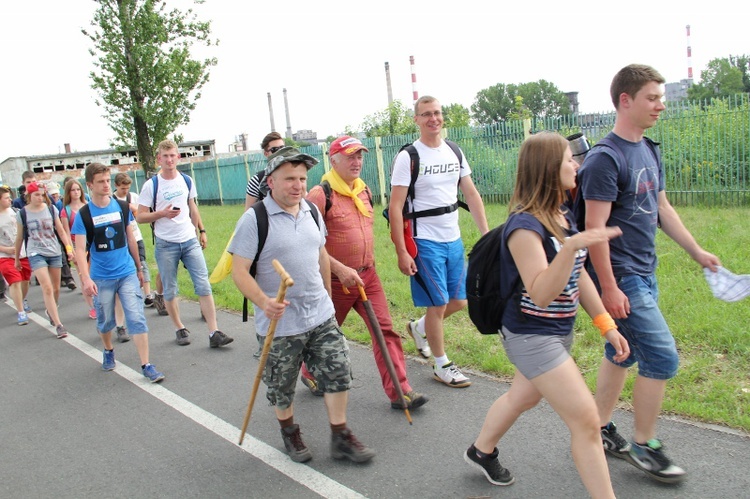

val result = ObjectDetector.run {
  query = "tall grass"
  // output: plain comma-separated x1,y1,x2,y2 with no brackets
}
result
142,204,750,432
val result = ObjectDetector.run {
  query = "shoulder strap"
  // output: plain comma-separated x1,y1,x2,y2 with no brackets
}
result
78,204,94,252
126,192,131,204
149,176,159,244
445,139,470,212
243,201,269,322
304,198,321,229
20,207,28,248
320,180,372,216
593,137,629,190
49,205,64,245
405,144,419,204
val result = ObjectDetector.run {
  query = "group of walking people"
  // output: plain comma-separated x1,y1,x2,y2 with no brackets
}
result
1,62,721,495
226,63,720,496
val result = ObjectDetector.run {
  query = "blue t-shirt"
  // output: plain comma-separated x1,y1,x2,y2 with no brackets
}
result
71,198,135,280
500,211,587,336
576,132,663,277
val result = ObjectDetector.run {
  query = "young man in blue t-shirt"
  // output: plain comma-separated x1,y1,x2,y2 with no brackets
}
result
72,162,164,382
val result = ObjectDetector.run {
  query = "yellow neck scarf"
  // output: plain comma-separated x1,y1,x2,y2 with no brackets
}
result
321,169,370,217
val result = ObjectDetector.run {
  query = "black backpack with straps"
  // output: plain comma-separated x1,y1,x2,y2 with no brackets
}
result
76,199,131,258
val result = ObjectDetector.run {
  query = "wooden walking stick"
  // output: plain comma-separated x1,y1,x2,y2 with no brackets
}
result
238,259,294,445
345,284,413,425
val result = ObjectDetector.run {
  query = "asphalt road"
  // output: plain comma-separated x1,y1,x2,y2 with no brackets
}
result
1,284,748,498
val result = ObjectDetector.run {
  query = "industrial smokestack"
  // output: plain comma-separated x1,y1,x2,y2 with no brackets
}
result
283,88,292,139
410,55,418,104
686,25,693,80
64,143,71,154
385,62,393,106
267,92,276,132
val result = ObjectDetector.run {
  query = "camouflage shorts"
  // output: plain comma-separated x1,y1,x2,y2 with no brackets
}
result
256,315,351,409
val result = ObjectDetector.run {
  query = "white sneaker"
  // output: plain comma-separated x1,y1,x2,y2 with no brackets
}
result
433,362,471,388
406,320,431,359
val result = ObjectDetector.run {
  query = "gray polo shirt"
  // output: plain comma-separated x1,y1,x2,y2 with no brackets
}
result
229,195,333,337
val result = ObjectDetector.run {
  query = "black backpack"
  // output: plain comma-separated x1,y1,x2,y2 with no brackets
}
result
77,199,131,256
466,222,519,335
241,199,321,322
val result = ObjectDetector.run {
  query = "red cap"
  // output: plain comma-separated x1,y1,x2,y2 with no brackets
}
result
26,181,41,195
329,136,368,157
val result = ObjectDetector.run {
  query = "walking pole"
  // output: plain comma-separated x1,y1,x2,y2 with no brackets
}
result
347,284,413,425
238,259,294,445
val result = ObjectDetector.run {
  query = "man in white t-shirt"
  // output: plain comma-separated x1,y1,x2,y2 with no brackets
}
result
389,96,489,388
137,140,233,348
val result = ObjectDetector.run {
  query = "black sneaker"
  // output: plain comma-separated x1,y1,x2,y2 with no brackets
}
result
144,294,155,308
331,429,375,463
601,421,630,459
66,280,77,291
154,294,169,316
281,424,312,463
390,390,429,410
628,439,686,483
209,330,234,348
175,328,191,346
464,444,514,486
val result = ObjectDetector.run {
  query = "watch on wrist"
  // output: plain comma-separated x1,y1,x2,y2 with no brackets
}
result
199,229,206,233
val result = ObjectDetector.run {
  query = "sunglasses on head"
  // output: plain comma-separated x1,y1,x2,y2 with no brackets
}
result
266,146,284,154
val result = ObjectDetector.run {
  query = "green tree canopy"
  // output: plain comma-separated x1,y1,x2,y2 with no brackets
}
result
357,100,418,137
471,80,571,125
442,103,471,128
687,55,749,101
82,0,217,175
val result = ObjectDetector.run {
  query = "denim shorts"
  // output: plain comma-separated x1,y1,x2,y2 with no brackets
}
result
28,253,62,271
259,315,351,409
154,236,211,301
411,238,467,307
501,327,573,380
93,273,147,334
604,274,679,380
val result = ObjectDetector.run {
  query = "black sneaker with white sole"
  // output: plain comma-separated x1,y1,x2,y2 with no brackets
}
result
628,439,686,483
464,444,514,486
601,421,631,459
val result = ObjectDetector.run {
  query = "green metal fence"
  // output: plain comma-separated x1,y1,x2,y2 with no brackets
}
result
173,93,750,207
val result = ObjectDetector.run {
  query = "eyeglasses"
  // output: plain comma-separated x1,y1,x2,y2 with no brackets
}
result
418,111,442,119
266,146,284,154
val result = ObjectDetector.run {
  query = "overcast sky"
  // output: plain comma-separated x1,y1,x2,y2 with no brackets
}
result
0,0,746,163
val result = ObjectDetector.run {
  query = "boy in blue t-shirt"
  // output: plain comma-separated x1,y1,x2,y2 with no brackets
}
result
72,163,164,383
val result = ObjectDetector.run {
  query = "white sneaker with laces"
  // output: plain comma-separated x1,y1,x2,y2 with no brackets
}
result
406,320,431,359
434,362,471,388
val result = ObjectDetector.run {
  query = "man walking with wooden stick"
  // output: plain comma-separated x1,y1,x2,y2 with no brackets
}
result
302,136,429,411
230,147,375,464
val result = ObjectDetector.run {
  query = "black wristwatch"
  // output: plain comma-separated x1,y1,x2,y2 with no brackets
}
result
199,229,206,233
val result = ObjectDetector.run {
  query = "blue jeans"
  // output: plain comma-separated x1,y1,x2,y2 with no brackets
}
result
154,237,212,301
604,274,679,380
93,273,148,334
